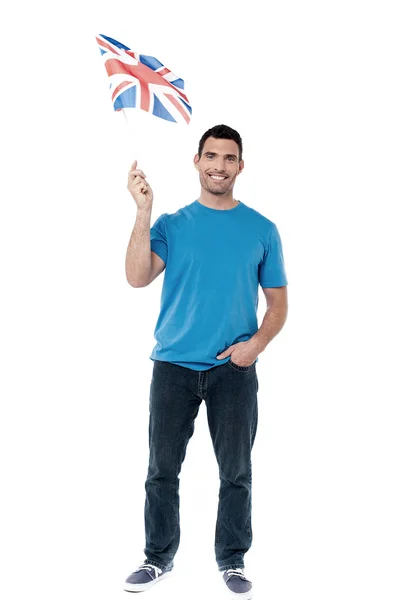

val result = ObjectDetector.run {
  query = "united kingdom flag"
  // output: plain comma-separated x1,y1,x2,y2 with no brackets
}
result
96,34,192,124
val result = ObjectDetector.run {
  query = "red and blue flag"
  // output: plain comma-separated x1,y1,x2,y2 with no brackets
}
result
96,34,192,124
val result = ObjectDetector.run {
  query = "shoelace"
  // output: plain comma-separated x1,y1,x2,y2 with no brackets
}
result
137,563,162,579
225,568,250,582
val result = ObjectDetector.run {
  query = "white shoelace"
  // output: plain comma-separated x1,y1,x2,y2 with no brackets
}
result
138,563,162,578
225,568,247,581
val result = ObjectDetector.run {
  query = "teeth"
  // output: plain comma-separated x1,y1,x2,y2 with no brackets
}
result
210,175,226,180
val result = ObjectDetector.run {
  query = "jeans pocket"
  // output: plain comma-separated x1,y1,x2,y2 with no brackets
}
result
227,358,254,372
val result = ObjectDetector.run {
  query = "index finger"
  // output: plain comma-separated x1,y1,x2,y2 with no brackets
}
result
130,169,146,178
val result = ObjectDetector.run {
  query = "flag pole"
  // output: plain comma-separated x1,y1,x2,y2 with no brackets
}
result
120,108,140,180
121,108,129,126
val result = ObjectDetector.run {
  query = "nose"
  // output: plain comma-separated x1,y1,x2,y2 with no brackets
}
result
213,157,226,171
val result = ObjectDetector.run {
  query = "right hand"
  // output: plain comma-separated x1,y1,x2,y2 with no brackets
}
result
127,160,154,210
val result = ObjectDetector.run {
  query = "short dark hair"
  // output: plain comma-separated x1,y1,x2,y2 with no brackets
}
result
198,124,243,161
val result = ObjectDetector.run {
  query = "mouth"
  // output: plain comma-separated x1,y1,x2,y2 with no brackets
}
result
208,174,228,181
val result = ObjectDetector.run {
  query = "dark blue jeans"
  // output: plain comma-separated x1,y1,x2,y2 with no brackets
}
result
142,358,258,572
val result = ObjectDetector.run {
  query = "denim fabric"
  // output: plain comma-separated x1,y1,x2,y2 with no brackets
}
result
143,358,258,572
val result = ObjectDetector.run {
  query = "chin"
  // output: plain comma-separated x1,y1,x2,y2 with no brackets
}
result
208,183,230,193
210,190,227,195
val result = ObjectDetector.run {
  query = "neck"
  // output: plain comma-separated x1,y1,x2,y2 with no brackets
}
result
197,189,238,210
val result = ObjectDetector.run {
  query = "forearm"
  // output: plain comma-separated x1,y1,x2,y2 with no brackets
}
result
125,208,152,286
251,304,288,353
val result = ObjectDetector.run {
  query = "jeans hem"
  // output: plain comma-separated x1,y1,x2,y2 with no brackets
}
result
218,563,245,572
143,558,173,571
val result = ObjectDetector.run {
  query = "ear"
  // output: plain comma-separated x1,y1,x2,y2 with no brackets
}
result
238,159,245,174
193,154,200,171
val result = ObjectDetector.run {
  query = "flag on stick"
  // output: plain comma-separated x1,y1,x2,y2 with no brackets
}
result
96,34,192,125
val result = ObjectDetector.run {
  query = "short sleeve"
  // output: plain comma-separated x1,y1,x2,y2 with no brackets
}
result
259,223,288,287
150,213,168,264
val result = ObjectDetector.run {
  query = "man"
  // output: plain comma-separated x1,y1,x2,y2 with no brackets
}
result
123,124,288,598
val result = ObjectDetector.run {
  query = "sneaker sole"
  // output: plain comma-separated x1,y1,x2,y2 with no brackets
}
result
226,589,252,600
123,569,172,592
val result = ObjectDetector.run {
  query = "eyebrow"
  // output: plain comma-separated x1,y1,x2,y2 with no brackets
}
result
204,152,238,159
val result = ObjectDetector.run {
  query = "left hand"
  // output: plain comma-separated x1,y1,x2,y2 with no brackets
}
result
216,339,261,367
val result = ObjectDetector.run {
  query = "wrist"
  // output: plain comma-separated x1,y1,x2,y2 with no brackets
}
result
250,335,266,354
136,206,152,216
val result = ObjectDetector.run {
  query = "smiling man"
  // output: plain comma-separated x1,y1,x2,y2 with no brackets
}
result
194,135,243,206
123,124,288,599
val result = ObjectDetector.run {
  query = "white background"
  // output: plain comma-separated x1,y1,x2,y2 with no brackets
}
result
1,1,398,599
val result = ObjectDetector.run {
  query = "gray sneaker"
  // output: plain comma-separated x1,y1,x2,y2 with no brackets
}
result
124,562,173,592
222,568,253,599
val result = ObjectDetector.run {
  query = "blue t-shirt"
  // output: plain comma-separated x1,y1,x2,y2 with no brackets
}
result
149,199,288,371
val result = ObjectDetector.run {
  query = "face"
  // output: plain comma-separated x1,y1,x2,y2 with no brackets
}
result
194,137,244,195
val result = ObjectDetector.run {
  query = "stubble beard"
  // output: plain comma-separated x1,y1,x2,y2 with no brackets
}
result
199,172,236,196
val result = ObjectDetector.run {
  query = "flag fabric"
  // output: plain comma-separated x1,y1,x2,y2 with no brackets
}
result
96,34,192,125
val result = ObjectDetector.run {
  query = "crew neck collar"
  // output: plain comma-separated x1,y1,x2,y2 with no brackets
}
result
194,199,243,212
